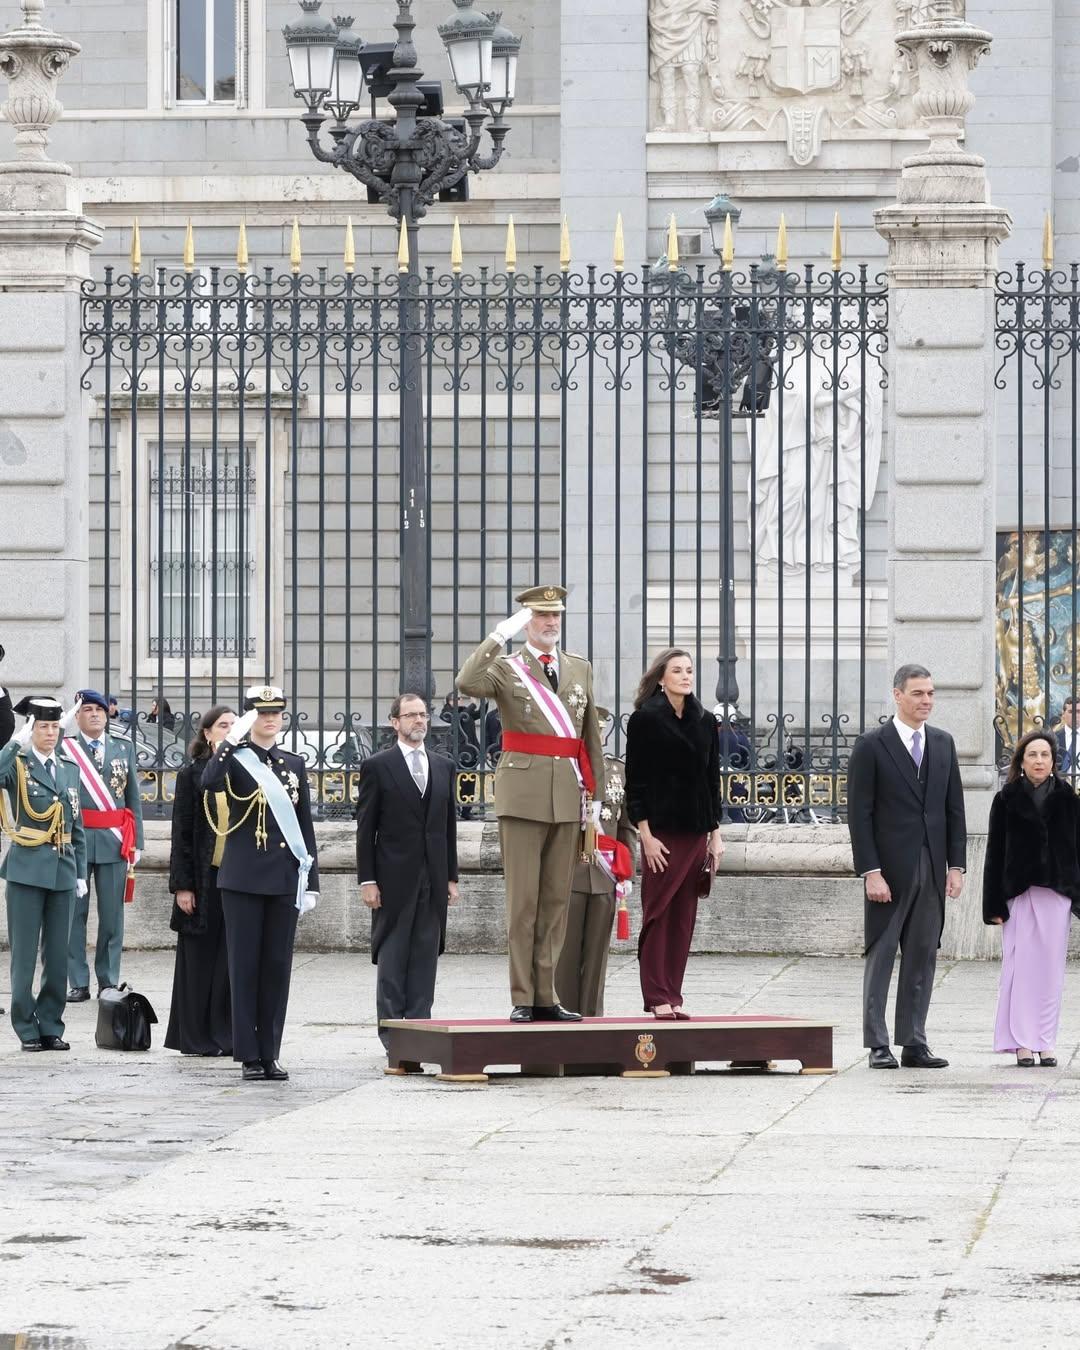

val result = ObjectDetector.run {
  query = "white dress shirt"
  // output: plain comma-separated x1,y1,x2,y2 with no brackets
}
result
891,715,924,762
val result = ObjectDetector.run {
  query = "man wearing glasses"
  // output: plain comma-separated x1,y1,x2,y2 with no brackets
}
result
356,693,459,1070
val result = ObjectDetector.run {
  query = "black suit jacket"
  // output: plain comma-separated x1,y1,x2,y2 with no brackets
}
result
355,746,458,964
846,720,967,953
1055,728,1076,774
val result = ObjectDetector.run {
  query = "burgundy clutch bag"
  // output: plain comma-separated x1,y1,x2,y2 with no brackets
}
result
697,852,717,900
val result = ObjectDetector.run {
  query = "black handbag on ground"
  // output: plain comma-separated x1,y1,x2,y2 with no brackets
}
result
94,985,158,1051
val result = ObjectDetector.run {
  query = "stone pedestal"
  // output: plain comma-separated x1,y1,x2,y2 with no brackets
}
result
0,3,103,699
874,6,1011,830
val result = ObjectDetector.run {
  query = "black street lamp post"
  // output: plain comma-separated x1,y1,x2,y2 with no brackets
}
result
284,0,522,698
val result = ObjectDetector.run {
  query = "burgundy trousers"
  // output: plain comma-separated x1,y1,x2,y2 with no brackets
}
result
637,830,708,1010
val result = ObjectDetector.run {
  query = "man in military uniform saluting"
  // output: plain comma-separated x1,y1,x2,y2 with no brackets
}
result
63,689,144,1001
0,698,87,1050
457,585,604,1021
555,708,636,1017
202,684,319,1082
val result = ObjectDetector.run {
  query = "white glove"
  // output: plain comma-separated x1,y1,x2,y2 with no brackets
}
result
226,708,259,744
492,607,533,644
588,799,603,830
133,849,142,866
60,696,82,734
298,890,319,916
76,879,88,898
14,715,34,748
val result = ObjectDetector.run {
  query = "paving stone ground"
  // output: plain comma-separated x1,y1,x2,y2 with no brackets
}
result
0,950,1078,1350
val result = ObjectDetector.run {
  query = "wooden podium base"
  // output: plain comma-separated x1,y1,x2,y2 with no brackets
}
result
382,1015,835,1083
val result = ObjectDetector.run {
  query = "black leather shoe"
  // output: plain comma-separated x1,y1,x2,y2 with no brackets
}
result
509,1005,534,1022
1039,1055,1058,1068
40,1036,69,1051
20,1039,43,1052
533,1004,583,1022
241,1061,266,1081
262,1060,289,1081
67,987,90,1003
869,1046,899,1069
901,1046,949,1068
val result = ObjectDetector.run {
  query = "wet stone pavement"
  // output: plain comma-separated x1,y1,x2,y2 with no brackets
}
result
1,950,1079,1349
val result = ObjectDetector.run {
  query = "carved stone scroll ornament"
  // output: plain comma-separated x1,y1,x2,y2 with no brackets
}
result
0,0,80,172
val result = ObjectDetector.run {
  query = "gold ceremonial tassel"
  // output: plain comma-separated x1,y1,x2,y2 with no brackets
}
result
236,221,249,273
776,214,788,271
505,215,517,273
667,214,679,272
560,215,571,273
613,213,625,273
450,216,463,274
721,214,735,271
1043,211,1054,269
581,800,597,862
397,215,409,273
130,218,142,274
183,219,195,273
343,217,355,275
831,212,843,271
290,217,302,274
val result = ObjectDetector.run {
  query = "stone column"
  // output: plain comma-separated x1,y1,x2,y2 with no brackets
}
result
0,0,102,701
874,1,1010,834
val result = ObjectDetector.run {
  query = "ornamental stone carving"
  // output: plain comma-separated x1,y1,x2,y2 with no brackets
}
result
0,0,79,172
647,0,922,166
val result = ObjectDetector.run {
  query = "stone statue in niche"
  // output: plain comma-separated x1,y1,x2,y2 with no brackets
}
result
648,0,720,131
647,0,919,162
751,340,884,574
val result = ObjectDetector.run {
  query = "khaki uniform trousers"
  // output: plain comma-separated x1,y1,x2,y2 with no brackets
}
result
555,887,616,1017
499,816,580,1007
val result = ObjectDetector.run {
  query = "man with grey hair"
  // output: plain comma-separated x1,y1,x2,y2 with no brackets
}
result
847,664,967,1070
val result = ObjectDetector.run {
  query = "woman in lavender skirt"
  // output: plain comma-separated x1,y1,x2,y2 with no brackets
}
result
983,730,1080,1067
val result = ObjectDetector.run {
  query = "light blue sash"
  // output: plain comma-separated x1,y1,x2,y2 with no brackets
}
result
234,747,314,912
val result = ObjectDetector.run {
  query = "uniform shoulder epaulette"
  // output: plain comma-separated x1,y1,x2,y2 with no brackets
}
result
562,649,586,662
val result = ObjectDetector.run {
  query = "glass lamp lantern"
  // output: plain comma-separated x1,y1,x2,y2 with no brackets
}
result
704,193,743,258
283,0,340,109
327,15,365,119
438,0,494,100
485,13,521,112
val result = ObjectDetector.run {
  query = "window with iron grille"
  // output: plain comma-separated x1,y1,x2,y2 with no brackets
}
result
149,444,256,659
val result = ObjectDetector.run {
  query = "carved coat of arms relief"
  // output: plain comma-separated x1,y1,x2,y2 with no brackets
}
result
648,0,917,167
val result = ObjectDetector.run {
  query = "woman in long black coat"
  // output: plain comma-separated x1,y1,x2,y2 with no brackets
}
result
625,648,723,1018
165,705,236,1055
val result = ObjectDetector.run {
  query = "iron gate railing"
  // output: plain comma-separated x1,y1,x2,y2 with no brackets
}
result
80,243,888,819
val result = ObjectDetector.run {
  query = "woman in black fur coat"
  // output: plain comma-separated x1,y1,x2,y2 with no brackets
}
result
165,705,236,1055
983,729,1080,1068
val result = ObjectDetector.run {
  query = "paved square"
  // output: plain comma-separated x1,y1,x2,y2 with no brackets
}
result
0,951,1077,1349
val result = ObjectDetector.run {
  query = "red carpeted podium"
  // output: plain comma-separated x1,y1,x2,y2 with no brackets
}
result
381,1015,836,1083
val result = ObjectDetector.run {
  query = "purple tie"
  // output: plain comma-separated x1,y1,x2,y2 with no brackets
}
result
911,730,923,769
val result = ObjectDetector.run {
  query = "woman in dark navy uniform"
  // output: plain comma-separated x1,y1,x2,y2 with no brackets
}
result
201,684,319,1082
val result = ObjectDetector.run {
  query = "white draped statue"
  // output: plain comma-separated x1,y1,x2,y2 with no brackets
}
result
751,343,883,573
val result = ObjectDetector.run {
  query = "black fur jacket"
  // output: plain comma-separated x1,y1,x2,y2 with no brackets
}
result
982,776,1080,923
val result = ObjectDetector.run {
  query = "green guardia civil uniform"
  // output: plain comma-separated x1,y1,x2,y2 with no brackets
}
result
555,753,636,1017
457,587,604,1009
0,738,87,1044
66,727,144,991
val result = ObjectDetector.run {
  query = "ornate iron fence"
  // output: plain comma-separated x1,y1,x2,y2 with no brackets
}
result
80,247,888,820
994,259,1080,775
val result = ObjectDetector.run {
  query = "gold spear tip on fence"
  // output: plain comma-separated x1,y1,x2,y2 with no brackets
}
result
667,214,679,272
130,218,141,273
1043,211,1054,269
831,212,843,271
236,221,249,273
397,215,409,273
560,215,571,273
721,214,734,271
505,215,517,272
183,219,195,273
290,217,302,274
451,216,463,274
613,213,625,273
343,216,355,274
776,214,788,271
